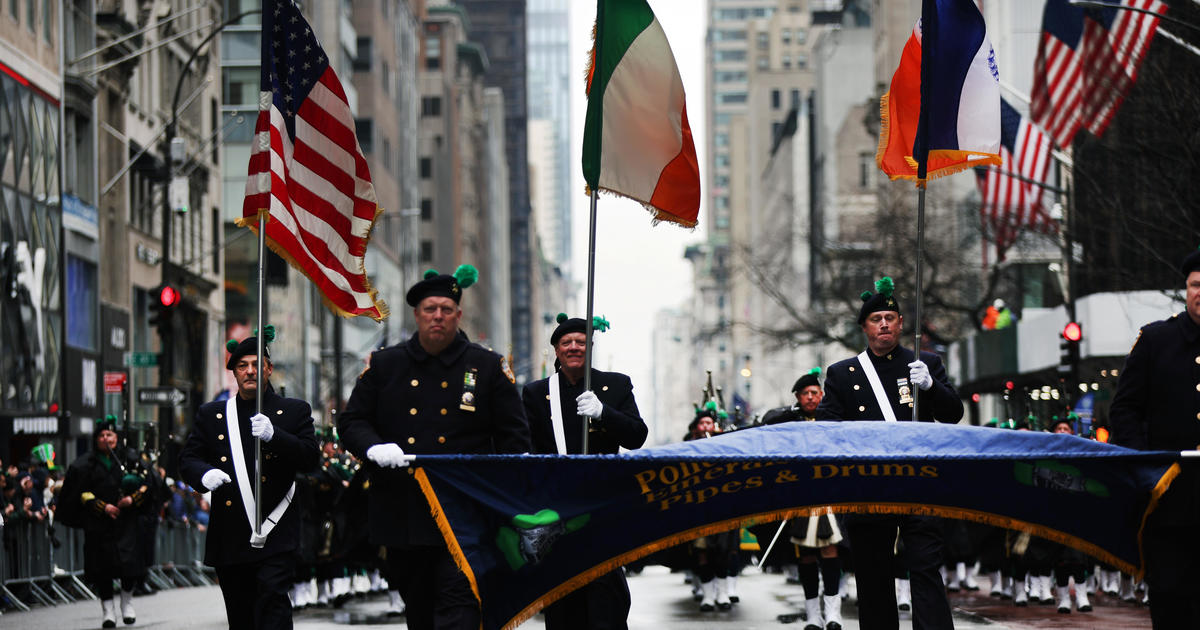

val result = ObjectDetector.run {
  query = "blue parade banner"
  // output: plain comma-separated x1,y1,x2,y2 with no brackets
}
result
412,422,1179,630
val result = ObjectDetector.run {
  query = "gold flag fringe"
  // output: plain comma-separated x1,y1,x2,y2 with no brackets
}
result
874,92,894,177
583,185,698,230
234,204,389,321
412,458,1169,630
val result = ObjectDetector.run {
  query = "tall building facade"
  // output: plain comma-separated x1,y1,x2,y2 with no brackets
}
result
457,0,534,383
526,0,571,269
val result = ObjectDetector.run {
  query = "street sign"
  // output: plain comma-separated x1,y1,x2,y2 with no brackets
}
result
127,352,159,367
137,387,189,406
104,372,127,394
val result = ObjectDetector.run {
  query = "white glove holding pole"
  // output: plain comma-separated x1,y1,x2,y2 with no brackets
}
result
576,390,603,418
250,413,274,442
908,360,933,391
367,443,410,468
202,469,232,491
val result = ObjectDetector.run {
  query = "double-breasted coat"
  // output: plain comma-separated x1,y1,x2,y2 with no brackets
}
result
521,368,647,455
337,331,531,548
179,389,319,566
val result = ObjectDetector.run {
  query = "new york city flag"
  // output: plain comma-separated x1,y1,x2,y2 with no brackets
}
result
413,422,1178,630
877,0,1001,181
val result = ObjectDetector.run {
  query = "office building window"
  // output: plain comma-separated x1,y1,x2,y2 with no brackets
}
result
419,240,433,263
66,255,97,351
420,198,433,220
425,35,441,69
771,89,781,110
355,118,373,153
422,96,441,117
419,157,432,179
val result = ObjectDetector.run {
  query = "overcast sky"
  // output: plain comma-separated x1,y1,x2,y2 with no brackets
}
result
566,1,708,414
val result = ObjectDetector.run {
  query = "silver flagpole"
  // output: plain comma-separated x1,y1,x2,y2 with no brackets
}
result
254,216,266,536
582,190,599,455
912,186,926,422
755,519,788,568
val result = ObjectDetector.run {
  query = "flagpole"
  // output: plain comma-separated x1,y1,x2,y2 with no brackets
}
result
254,216,266,536
582,190,599,455
913,186,925,423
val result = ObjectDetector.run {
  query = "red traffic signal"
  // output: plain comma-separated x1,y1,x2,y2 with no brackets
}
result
158,285,181,308
1062,321,1082,342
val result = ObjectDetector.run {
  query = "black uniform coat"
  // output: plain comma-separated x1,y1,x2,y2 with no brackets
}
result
522,368,647,454
179,388,319,567
63,450,153,581
337,331,531,548
1110,311,1200,531
817,346,963,423
761,405,812,425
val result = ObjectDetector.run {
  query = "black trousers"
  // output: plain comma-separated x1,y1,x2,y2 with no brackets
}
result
542,568,631,630
387,545,479,630
1144,523,1200,628
846,515,953,630
214,553,295,630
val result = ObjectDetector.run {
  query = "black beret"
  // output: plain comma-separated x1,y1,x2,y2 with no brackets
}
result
406,272,463,306
792,368,822,392
96,415,118,434
551,316,587,345
857,277,901,325
1181,247,1200,278
226,336,270,370
406,265,478,307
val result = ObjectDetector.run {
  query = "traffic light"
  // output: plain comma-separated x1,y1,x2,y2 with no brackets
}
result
148,284,181,332
1058,321,1082,377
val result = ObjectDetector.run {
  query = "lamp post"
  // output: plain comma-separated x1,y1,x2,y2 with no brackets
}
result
158,8,261,452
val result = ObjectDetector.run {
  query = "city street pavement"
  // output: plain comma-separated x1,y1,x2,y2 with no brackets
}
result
4,565,1150,629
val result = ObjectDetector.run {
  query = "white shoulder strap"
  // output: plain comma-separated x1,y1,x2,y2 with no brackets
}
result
225,397,296,547
548,373,568,455
856,352,898,422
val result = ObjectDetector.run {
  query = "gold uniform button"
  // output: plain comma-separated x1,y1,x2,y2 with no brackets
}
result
220,456,228,462
887,354,893,360
858,406,866,412
545,395,551,400
1196,412,1200,421
225,500,232,507
440,408,447,415
411,379,419,387
262,475,267,482
438,436,446,444
441,381,449,388
407,437,416,444
1195,383,1200,392
407,469,414,475
849,366,856,372
276,410,283,415
409,408,418,415
853,385,861,391
1195,356,1200,364
216,413,223,419
602,386,609,391
218,434,225,440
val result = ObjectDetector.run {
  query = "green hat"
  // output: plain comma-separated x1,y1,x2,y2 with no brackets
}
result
549,312,611,345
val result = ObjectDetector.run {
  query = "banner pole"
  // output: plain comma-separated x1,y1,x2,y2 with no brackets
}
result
582,190,599,455
756,519,788,568
254,215,266,536
913,186,926,423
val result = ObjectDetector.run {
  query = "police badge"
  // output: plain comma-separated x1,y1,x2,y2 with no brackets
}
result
897,377,913,406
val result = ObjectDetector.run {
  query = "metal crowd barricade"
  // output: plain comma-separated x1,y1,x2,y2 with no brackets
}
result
153,519,214,588
1,515,214,612
0,517,92,611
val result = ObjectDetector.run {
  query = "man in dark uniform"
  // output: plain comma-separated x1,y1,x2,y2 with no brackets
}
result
817,277,963,630
60,417,155,627
761,368,824,425
337,265,530,630
179,331,320,629
521,312,647,629
1110,247,1200,629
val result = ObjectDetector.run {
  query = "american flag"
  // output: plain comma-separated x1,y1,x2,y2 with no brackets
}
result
1030,0,1166,149
242,0,387,321
976,98,1056,259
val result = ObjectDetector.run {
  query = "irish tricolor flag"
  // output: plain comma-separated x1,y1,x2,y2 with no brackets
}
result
582,0,700,228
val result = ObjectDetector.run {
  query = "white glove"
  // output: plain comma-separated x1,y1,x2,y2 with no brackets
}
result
366,443,410,468
908,360,933,391
250,413,274,442
202,469,232,491
576,390,603,418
